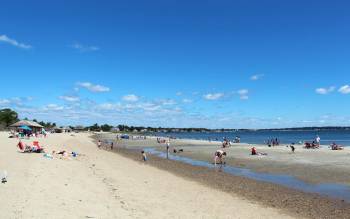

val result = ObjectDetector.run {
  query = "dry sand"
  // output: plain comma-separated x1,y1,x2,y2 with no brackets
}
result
0,132,296,219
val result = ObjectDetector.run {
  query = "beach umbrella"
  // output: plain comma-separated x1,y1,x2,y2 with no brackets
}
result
19,125,32,130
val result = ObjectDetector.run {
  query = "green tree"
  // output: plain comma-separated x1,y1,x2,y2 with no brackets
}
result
90,123,100,131
0,108,19,127
101,124,112,132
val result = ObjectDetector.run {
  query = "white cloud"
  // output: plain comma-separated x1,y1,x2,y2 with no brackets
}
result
250,74,264,81
176,92,182,96
315,86,335,95
338,85,350,94
238,89,248,95
77,82,110,93
71,43,99,52
240,95,249,100
203,93,224,100
122,94,139,102
97,103,122,111
0,99,10,105
44,104,64,111
159,99,176,105
238,89,249,100
59,95,80,102
183,99,193,103
0,35,32,49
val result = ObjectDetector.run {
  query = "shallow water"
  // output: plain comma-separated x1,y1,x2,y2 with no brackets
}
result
145,148,350,202
154,130,350,146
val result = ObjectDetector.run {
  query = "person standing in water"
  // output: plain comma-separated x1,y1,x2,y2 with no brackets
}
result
315,135,321,146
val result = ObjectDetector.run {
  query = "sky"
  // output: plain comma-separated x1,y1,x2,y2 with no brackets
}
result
0,0,350,129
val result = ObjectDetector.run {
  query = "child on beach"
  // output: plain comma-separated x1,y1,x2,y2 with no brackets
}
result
141,150,147,161
97,140,102,149
214,150,227,166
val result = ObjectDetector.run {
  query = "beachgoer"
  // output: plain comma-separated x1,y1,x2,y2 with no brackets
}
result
17,140,25,151
251,147,267,156
97,140,102,149
141,150,147,161
111,142,114,150
214,150,227,166
290,145,295,153
166,141,170,159
315,135,321,146
251,147,257,155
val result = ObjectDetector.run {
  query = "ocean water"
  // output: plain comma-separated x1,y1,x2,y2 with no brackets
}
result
152,130,350,146
145,148,350,202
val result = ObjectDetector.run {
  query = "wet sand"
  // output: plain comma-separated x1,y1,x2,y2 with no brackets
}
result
96,133,350,219
101,134,350,185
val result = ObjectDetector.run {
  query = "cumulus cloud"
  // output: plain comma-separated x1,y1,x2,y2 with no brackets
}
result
159,99,176,105
238,89,249,100
59,95,80,102
122,94,139,102
0,35,32,49
0,97,32,106
338,85,350,94
250,74,264,81
203,93,224,100
44,104,64,111
0,99,10,105
71,43,99,52
97,103,122,111
182,99,193,103
77,82,110,93
315,86,335,95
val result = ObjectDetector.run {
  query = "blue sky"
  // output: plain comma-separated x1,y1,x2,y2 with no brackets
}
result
0,0,350,128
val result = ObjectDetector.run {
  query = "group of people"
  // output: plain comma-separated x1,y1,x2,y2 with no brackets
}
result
97,140,115,150
304,135,321,149
266,138,280,147
17,140,45,153
17,140,79,160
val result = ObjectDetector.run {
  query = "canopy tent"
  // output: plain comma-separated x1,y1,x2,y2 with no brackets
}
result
19,125,32,130
10,120,43,133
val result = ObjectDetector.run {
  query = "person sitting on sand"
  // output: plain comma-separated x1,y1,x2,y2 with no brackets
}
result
251,147,257,155
251,147,267,156
331,142,344,150
214,150,227,166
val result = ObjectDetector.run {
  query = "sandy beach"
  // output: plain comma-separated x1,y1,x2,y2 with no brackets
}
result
104,134,350,185
0,132,299,219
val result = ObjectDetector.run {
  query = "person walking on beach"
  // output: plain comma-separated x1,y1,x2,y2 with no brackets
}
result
111,142,114,150
166,140,170,159
97,140,102,149
214,150,227,166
